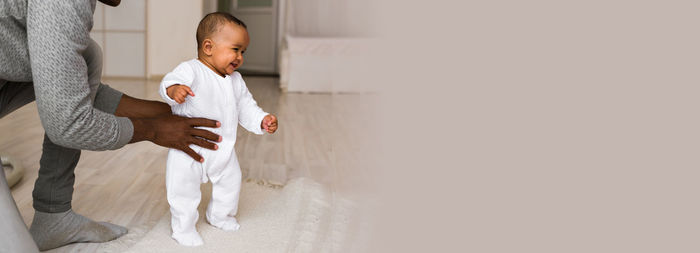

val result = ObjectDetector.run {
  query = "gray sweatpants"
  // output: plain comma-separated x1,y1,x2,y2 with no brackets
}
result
0,39,122,252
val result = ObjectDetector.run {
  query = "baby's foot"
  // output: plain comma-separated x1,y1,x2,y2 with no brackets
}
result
220,217,241,231
209,216,240,231
172,231,203,246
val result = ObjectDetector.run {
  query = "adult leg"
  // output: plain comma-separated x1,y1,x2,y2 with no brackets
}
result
28,39,126,251
29,134,127,251
206,155,242,231
31,134,79,213
0,80,40,252
0,80,35,118
167,149,205,246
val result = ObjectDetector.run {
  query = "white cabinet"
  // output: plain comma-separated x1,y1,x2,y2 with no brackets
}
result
105,33,146,77
90,0,146,78
104,0,146,31
89,0,207,78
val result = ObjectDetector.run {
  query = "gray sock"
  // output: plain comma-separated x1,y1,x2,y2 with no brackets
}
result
29,210,128,251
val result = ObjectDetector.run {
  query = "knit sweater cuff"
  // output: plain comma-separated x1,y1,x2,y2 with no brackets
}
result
94,83,123,114
114,117,134,149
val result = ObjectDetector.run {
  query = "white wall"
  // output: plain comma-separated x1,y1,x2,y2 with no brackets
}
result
146,0,203,78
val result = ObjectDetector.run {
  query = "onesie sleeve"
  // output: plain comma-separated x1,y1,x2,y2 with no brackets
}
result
159,62,195,106
234,73,268,135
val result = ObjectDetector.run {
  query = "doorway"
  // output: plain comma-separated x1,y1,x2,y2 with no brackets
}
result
218,0,280,75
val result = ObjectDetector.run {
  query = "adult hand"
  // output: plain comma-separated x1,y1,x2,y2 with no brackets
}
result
131,115,221,162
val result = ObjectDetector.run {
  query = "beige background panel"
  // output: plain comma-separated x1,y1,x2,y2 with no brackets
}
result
373,0,700,252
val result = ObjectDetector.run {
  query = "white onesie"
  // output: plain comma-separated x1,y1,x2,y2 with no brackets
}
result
159,59,268,246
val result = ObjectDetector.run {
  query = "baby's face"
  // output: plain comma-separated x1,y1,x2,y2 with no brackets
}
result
209,23,250,76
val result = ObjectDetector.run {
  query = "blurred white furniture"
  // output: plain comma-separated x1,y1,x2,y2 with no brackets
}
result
279,36,371,93
277,0,372,93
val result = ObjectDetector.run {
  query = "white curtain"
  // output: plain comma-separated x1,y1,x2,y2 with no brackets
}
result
282,0,372,38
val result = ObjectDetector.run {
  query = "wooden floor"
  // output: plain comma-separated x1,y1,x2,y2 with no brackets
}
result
0,77,379,252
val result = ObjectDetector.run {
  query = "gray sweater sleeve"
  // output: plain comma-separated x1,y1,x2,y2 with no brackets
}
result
26,0,132,150
94,83,124,114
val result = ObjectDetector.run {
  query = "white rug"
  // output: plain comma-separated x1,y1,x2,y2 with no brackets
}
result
97,178,361,252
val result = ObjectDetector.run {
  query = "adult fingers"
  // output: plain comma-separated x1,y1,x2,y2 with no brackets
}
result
190,137,218,150
187,118,220,128
182,146,203,162
190,128,221,142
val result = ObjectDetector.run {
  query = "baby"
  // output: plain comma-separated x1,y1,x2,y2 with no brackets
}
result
158,12,278,246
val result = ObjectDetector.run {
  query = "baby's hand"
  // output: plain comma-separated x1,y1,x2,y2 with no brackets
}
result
261,114,278,134
166,84,194,104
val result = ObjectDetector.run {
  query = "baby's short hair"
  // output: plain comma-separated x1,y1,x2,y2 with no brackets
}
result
196,12,247,49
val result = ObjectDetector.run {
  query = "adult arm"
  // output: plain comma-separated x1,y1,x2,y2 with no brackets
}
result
26,1,220,159
27,0,130,150
121,61,219,161
115,94,221,162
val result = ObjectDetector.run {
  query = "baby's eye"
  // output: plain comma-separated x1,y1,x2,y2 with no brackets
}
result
241,50,246,54
232,48,239,51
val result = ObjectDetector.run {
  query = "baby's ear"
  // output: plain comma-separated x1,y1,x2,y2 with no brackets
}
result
202,39,214,55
